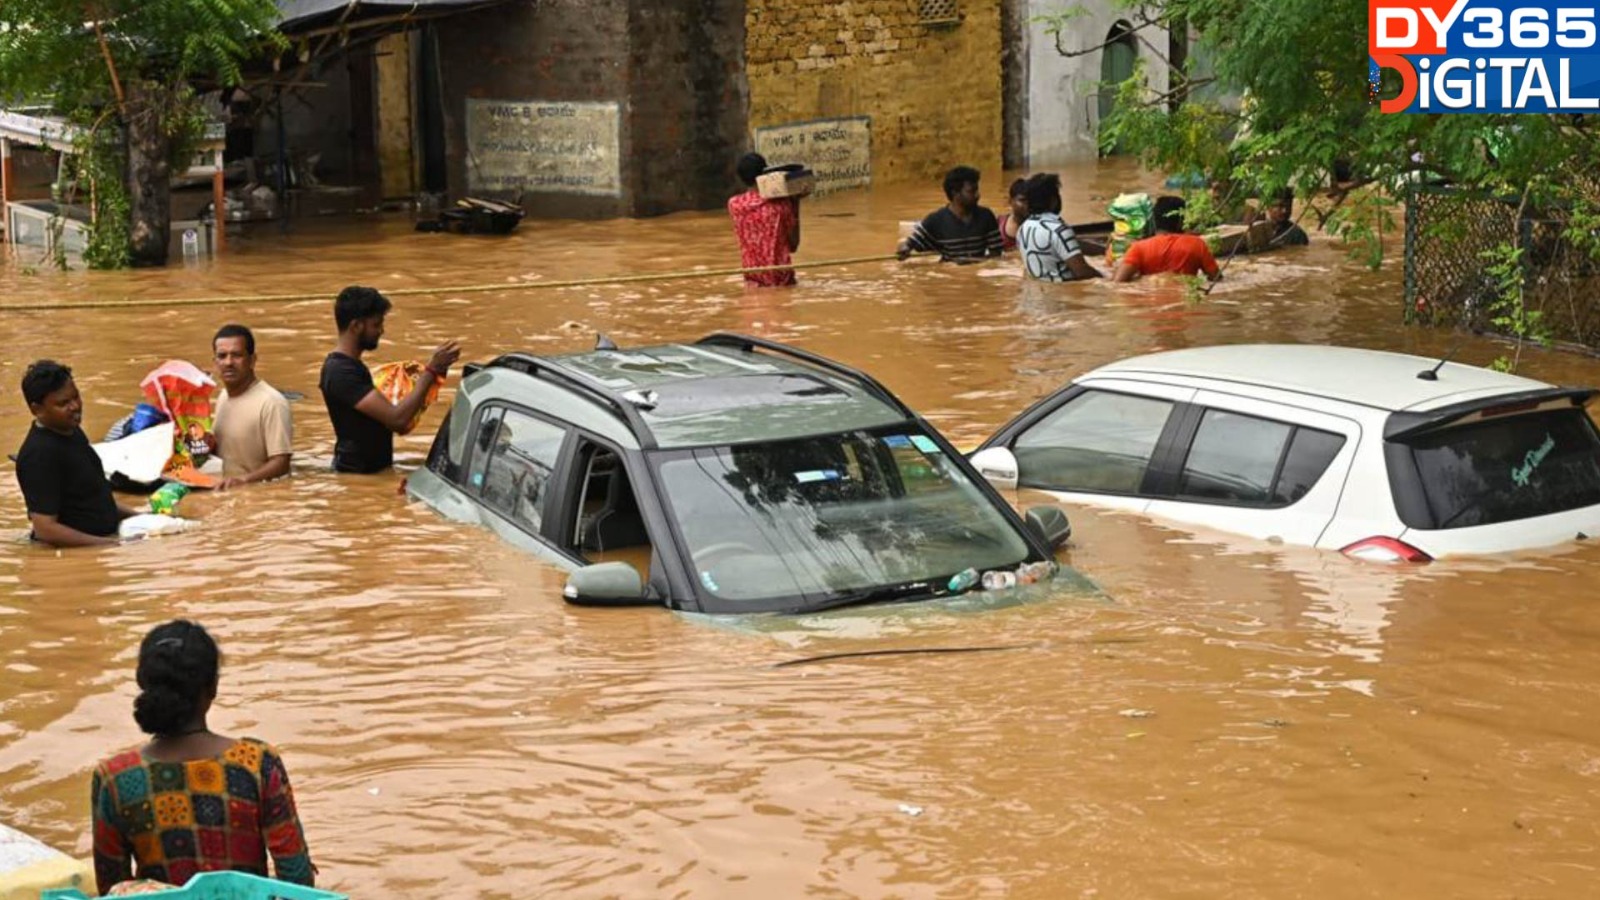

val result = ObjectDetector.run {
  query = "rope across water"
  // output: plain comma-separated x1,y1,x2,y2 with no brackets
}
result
0,253,905,313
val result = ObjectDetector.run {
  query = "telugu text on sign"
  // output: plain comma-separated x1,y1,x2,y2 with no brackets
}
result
465,100,621,196
753,117,872,195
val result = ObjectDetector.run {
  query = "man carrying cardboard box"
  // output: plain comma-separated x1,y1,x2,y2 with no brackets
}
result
728,152,802,287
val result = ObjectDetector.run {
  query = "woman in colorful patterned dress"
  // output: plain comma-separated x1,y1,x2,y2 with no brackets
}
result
91,620,316,894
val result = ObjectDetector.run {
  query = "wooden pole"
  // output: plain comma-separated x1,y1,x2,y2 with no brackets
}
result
1,138,11,243
212,148,225,254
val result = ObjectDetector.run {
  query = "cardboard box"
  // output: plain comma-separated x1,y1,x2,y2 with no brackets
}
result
757,166,815,200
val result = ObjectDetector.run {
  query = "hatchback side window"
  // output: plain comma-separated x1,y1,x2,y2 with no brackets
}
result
1176,410,1346,507
1272,428,1346,505
1177,411,1292,504
480,410,568,533
1013,390,1175,493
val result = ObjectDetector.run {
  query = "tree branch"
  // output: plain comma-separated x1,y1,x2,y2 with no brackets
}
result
1051,11,1163,59
91,16,126,114
1314,176,1375,227
1138,75,1216,108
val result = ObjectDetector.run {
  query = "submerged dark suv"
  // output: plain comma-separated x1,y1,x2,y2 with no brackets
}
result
407,333,1074,614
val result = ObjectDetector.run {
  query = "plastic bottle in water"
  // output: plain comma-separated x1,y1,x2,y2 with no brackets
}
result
981,569,1017,591
149,482,190,515
1015,560,1058,585
947,567,980,593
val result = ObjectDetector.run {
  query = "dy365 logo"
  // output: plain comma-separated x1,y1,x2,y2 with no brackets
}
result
1369,0,1600,112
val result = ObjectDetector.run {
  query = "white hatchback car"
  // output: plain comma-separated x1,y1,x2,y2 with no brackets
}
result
969,345,1600,561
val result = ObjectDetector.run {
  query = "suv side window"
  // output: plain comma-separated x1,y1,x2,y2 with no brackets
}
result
1176,409,1345,507
1013,390,1175,493
463,406,504,494
479,409,568,533
426,392,475,483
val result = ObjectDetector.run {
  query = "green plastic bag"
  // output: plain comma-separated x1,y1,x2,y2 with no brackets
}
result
1106,192,1153,262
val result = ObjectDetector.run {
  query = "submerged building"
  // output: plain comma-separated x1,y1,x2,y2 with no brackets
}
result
264,0,1176,215
3,0,1180,247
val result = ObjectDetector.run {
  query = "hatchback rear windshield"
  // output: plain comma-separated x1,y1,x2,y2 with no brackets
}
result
1396,407,1600,530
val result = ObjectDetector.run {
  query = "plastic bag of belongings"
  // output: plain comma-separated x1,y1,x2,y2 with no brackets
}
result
95,360,219,492
1105,192,1154,264
372,360,441,435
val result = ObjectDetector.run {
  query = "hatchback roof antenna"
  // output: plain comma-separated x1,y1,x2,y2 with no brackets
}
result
595,333,619,351
1417,337,1465,381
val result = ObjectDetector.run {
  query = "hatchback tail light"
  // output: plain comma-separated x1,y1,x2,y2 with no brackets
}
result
1339,536,1433,563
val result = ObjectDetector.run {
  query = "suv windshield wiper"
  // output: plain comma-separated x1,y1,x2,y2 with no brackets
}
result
805,580,939,613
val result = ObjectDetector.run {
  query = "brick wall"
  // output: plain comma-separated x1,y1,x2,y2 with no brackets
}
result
434,0,746,217
626,0,750,215
435,0,632,218
745,0,1003,188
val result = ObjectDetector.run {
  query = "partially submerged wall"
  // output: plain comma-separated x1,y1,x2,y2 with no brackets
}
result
434,0,747,217
745,0,1003,192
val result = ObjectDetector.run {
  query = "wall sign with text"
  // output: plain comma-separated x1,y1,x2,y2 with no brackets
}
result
465,100,621,196
753,117,872,194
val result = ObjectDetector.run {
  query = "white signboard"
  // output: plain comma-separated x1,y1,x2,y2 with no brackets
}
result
466,100,621,197
753,117,872,195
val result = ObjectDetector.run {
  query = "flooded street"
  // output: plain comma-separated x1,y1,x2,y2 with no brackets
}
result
4,159,1600,898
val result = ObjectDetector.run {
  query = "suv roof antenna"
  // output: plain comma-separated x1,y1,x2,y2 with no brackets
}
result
1416,337,1465,381
595,333,619,351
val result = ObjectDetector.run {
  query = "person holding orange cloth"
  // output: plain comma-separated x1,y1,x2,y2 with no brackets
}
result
1112,195,1222,283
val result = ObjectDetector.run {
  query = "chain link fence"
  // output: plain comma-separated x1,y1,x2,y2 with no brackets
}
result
1404,184,1600,350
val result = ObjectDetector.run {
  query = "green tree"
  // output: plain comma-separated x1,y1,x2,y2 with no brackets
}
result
0,0,283,267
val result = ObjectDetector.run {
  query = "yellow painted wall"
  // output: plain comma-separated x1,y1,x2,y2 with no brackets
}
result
375,32,415,200
746,0,1002,188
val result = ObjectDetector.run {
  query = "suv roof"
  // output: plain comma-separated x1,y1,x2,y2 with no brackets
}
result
1091,344,1556,413
476,333,914,449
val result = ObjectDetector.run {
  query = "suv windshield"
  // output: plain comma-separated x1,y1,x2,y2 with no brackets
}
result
1399,407,1600,530
651,426,1034,612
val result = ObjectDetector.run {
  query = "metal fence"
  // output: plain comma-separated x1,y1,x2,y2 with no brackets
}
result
1404,184,1600,350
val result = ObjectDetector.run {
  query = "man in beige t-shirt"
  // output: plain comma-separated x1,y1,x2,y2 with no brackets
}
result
211,324,292,490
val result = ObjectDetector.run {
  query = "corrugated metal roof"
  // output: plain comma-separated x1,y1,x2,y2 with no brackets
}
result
277,0,506,30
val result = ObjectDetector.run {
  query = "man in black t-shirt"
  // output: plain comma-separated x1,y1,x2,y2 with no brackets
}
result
15,360,137,547
896,165,1004,263
319,286,461,474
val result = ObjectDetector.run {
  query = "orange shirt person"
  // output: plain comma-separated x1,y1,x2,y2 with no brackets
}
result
1113,195,1222,283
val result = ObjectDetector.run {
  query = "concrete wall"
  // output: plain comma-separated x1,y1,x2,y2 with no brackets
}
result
626,0,750,215
745,0,1004,188
433,0,631,217
374,32,416,200
1020,1,1171,166
1001,0,1028,169
433,0,745,218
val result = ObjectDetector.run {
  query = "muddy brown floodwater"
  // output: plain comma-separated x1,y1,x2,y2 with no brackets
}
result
4,159,1600,898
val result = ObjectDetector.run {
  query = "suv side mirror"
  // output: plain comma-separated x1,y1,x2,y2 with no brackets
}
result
563,562,652,607
1024,505,1071,550
968,446,1019,490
